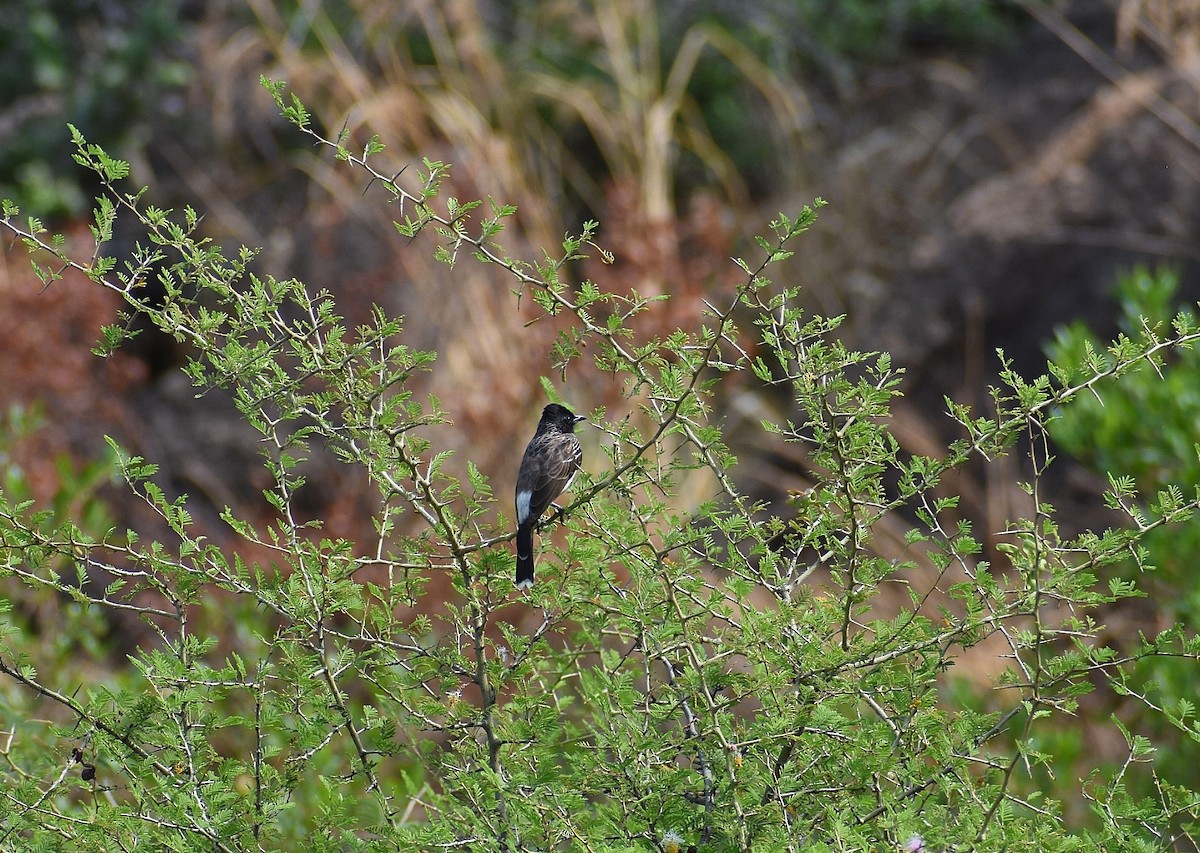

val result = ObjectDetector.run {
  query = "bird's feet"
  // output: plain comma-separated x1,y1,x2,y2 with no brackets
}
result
538,502,568,530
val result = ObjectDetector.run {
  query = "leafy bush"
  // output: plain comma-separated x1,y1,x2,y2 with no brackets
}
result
1047,265,1200,610
2,82,1200,851
1047,265,1200,799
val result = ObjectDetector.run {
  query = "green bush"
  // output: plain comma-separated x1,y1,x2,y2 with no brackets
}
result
1047,265,1200,800
2,83,1200,851
1047,265,1200,611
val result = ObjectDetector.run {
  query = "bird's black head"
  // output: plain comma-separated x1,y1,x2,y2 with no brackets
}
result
540,403,586,433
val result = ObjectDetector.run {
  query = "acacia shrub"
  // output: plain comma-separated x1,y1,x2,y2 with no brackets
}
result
0,84,1199,851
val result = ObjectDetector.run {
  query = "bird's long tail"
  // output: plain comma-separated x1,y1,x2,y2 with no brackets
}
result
515,523,535,589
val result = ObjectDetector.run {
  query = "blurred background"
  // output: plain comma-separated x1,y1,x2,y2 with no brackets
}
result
4,0,1200,826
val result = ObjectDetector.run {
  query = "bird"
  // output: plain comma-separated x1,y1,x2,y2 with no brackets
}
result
514,403,586,589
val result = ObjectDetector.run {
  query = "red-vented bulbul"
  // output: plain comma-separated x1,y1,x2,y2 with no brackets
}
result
515,403,585,589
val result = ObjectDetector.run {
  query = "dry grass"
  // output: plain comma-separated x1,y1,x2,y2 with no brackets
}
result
165,0,821,537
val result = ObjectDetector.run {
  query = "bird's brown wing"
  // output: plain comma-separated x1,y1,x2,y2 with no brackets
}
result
517,432,582,524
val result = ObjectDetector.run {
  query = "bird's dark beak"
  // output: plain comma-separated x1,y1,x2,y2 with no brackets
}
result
574,415,587,424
